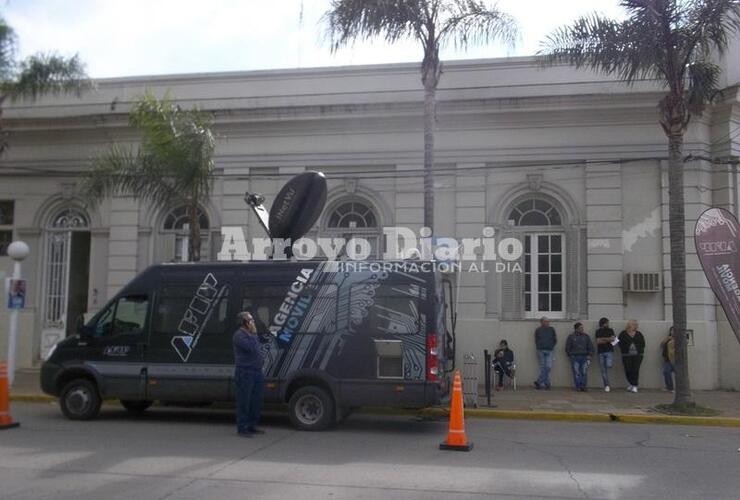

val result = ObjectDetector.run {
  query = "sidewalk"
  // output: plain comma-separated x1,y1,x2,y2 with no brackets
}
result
9,369,740,426
472,385,740,417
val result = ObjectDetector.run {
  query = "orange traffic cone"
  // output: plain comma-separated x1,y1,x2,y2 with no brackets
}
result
439,369,472,451
0,363,20,430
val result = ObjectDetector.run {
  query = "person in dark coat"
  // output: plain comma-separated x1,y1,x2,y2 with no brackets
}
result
233,311,265,436
565,322,594,391
533,316,557,390
618,319,646,393
492,339,515,390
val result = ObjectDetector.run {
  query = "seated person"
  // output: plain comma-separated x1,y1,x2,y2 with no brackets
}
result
492,339,515,390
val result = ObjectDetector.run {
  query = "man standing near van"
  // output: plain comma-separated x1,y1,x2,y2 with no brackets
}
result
233,311,265,437
534,316,557,390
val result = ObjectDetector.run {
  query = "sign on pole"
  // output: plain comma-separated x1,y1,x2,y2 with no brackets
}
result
5,278,26,310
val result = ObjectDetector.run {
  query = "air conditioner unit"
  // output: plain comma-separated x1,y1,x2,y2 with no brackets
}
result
624,272,661,292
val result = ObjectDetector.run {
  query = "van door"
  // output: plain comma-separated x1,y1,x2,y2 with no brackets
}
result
84,294,149,399
146,271,234,402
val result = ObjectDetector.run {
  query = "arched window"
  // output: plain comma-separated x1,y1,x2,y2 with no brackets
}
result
324,199,381,257
328,201,377,229
159,206,211,262
163,206,209,231
511,198,565,318
508,199,562,226
50,208,89,229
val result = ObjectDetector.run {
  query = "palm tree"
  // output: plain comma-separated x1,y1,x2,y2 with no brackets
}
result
0,15,90,153
323,0,518,232
81,93,215,262
540,0,740,407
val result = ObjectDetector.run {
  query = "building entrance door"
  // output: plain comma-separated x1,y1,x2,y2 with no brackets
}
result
40,208,91,358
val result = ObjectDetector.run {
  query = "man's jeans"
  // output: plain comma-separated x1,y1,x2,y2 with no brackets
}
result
662,361,675,391
536,349,554,386
235,368,264,433
598,352,613,387
570,355,588,389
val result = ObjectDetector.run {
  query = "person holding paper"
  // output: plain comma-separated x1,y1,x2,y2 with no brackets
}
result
594,317,616,392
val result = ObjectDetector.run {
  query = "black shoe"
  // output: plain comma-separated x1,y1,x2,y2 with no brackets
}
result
247,427,265,435
545,384,551,391
534,381,541,390
237,431,253,438
582,387,588,392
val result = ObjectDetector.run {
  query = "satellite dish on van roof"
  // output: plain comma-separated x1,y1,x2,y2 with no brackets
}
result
269,171,327,241
244,170,327,242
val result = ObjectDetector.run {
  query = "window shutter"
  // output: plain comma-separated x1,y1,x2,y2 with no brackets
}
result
156,233,176,263
500,231,524,320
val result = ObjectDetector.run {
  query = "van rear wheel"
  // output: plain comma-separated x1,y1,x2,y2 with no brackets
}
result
60,379,101,420
120,400,153,414
288,386,335,431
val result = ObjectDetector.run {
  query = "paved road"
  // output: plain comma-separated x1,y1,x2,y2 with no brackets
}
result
1,402,739,500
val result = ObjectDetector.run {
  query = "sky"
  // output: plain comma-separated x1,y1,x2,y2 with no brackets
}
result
3,0,625,79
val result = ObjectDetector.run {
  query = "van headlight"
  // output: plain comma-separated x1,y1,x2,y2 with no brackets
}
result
44,342,58,362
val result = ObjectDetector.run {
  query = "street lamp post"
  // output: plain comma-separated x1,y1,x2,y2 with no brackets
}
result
6,241,29,387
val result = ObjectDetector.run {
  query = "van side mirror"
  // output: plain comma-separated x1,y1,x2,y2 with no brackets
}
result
76,315,93,337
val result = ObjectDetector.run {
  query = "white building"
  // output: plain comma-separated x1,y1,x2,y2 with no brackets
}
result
1,49,739,390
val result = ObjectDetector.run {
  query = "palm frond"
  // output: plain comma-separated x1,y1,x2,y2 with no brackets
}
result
686,59,722,114
81,145,180,211
539,13,661,84
685,0,740,58
323,0,426,52
7,53,92,101
81,93,215,221
438,0,519,50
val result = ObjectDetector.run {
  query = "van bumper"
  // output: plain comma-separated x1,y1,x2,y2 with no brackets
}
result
40,362,62,396
338,380,444,408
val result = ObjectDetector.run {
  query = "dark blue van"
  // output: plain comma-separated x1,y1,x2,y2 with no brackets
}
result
41,260,455,430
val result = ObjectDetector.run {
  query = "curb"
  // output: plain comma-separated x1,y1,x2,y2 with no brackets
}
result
421,406,740,427
10,394,54,403
10,395,740,427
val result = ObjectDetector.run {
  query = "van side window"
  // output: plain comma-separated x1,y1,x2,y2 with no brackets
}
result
153,285,230,336
242,284,337,334
351,283,420,335
94,295,148,337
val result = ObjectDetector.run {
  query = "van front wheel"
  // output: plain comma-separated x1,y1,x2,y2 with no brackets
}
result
60,379,101,420
288,386,335,431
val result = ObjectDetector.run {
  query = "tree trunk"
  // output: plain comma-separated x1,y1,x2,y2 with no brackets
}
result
188,203,201,262
667,131,692,405
423,80,435,232
0,95,7,155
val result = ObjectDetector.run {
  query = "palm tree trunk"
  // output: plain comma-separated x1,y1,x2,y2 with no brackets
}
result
188,203,201,262
423,80,435,232
668,131,692,405
0,95,7,155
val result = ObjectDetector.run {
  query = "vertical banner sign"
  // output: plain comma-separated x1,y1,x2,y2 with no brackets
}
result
5,278,26,310
694,208,740,344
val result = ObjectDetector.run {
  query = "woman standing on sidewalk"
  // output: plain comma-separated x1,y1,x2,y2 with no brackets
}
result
618,319,646,393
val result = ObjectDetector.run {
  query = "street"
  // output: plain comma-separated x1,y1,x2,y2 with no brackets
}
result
0,402,739,499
